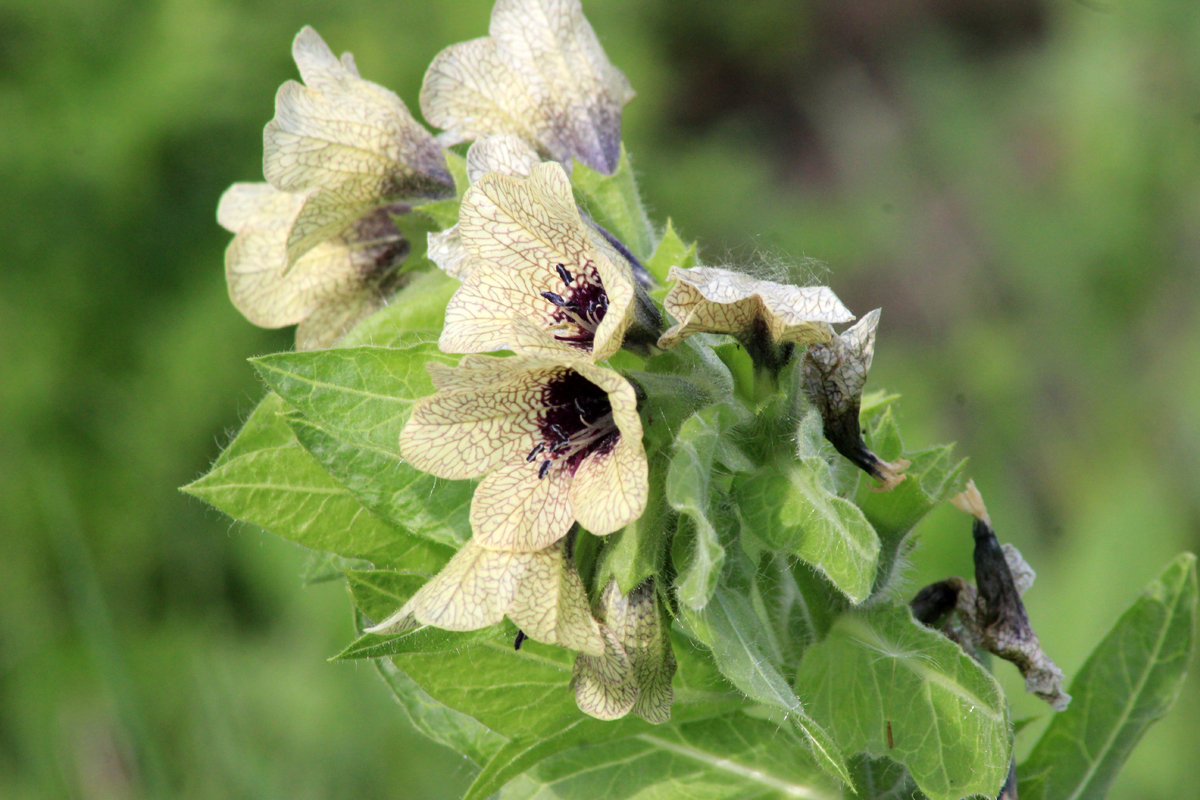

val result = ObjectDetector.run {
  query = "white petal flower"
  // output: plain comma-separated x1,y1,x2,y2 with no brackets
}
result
399,331,647,552
421,0,634,174
217,182,409,350
439,163,637,360
264,26,454,269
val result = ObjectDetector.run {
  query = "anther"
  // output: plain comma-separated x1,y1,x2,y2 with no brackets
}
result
541,291,568,308
526,442,545,462
556,264,573,286
538,460,552,480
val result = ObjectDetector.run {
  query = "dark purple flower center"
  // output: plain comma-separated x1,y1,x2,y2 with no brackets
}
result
529,370,619,479
540,261,609,351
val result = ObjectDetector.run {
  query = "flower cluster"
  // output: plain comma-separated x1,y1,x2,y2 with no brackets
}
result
219,0,907,724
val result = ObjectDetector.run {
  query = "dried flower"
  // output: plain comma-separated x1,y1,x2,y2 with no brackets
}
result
421,0,634,174
802,309,909,489
913,480,1070,711
400,323,647,551
217,183,409,349
264,26,454,269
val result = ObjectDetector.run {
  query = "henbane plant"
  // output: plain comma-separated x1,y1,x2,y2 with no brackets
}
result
185,2,1198,798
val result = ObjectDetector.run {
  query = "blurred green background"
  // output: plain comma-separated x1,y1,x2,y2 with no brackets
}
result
2,0,1197,797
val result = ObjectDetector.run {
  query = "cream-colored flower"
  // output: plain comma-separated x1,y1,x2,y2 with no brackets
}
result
658,266,854,350
427,134,546,281
420,0,634,175
364,538,605,656
217,183,409,350
572,578,675,723
400,328,647,552
802,309,909,490
440,163,638,360
264,26,454,269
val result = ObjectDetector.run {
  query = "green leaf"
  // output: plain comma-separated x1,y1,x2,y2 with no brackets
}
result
571,144,654,260
211,392,294,469
503,712,845,800
375,658,506,768
795,604,1010,800
339,269,461,347
644,218,697,284
182,440,451,572
286,413,472,549
667,403,752,609
848,754,924,800
736,408,880,604
1018,553,1198,800
854,406,966,596
393,621,743,797
253,343,457,455
681,583,852,786
299,550,370,586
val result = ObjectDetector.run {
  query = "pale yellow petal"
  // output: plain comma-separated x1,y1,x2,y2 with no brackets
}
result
466,134,545,183
427,225,475,281
405,540,529,630
631,643,675,724
220,183,408,344
506,540,605,655
399,361,557,479
572,661,638,720
420,0,632,174
421,36,544,150
470,457,574,551
596,578,675,724
569,436,647,535
658,266,853,349
265,26,452,268
429,136,544,282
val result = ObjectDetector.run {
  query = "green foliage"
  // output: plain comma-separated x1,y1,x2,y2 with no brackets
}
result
797,604,1011,800
571,145,656,261
1019,554,1198,800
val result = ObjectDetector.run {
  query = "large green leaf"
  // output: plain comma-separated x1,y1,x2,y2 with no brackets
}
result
502,712,845,800
252,343,457,455
571,144,655,261
1018,553,1197,800
285,413,472,549
736,408,880,604
375,658,506,769
854,406,966,596
667,403,752,609
682,583,851,786
795,604,1010,800
182,439,450,572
